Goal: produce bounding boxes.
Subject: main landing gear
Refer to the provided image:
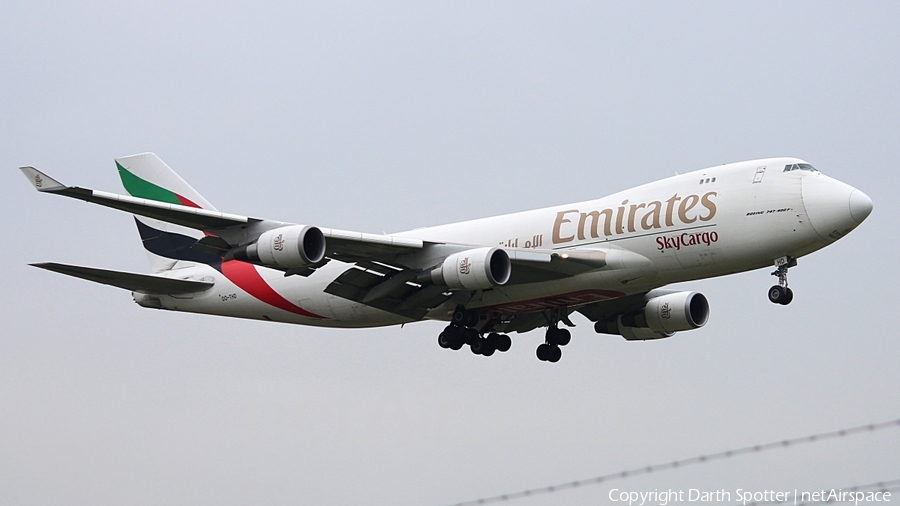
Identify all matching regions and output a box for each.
[536,310,572,363]
[536,326,570,363]
[437,307,512,357]
[768,256,796,305]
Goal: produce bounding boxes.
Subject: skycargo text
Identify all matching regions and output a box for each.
[656,231,719,252]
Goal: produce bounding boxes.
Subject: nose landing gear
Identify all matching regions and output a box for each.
[768,256,796,305]
[768,285,793,305]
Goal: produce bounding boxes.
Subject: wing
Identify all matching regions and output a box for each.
[320,227,424,262]
[20,166,642,319]
[19,166,425,262]
[575,291,652,322]
[20,166,250,230]
[323,260,452,319]
[320,247,622,320]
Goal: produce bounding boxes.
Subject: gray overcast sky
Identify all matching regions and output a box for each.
[2,2,899,505]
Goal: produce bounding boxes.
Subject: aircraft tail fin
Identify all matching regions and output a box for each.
[114,153,221,273]
[115,153,217,211]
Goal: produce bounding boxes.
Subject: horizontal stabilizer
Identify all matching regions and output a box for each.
[31,262,214,294]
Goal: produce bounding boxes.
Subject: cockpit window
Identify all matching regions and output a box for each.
[783,163,818,172]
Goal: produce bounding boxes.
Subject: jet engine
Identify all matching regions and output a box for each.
[594,291,709,340]
[430,247,511,290]
[232,225,326,268]
[641,291,709,333]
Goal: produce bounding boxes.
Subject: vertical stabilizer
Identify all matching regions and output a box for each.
[115,153,217,211]
[115,153,220,273]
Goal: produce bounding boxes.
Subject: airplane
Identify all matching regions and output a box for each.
[20,153,872,362]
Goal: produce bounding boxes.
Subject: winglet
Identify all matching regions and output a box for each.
[19,166,66,192]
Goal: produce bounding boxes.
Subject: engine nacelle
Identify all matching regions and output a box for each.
[642,291,709,333]
[431,247,511,290]
[593,291,709,340]
[235,225,326,268]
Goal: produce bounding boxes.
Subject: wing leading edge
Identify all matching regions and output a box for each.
[20,166,251,230]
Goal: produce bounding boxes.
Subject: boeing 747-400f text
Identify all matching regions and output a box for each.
[20,154,872,362]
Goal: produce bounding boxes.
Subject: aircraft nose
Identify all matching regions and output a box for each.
[849,189,873,224]
[801,174,872,241]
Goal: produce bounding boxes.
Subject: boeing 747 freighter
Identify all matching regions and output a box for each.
[21,154,872,362]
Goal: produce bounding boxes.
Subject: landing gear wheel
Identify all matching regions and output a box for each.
[468,329,487,355]
[546,327,558,345]
[554,328,571,347]
[496,334,512,352]
[782,288,794,305]
[548,345,562,363]
[440,325,464,350]
[536,343,552,361]
[480,333,497,356]
[452,309,466,326]
[768,285,787,304]
[536,344,561,362]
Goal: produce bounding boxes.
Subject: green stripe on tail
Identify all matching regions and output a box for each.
[116,161,181,204]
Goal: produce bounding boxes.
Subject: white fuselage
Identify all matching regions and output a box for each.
[148,158,867,329]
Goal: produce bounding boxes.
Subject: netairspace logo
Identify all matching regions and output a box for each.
[608,488,892,505]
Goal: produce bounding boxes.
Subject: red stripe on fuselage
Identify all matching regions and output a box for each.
[174,195,321,318]
[221,260,325,319]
